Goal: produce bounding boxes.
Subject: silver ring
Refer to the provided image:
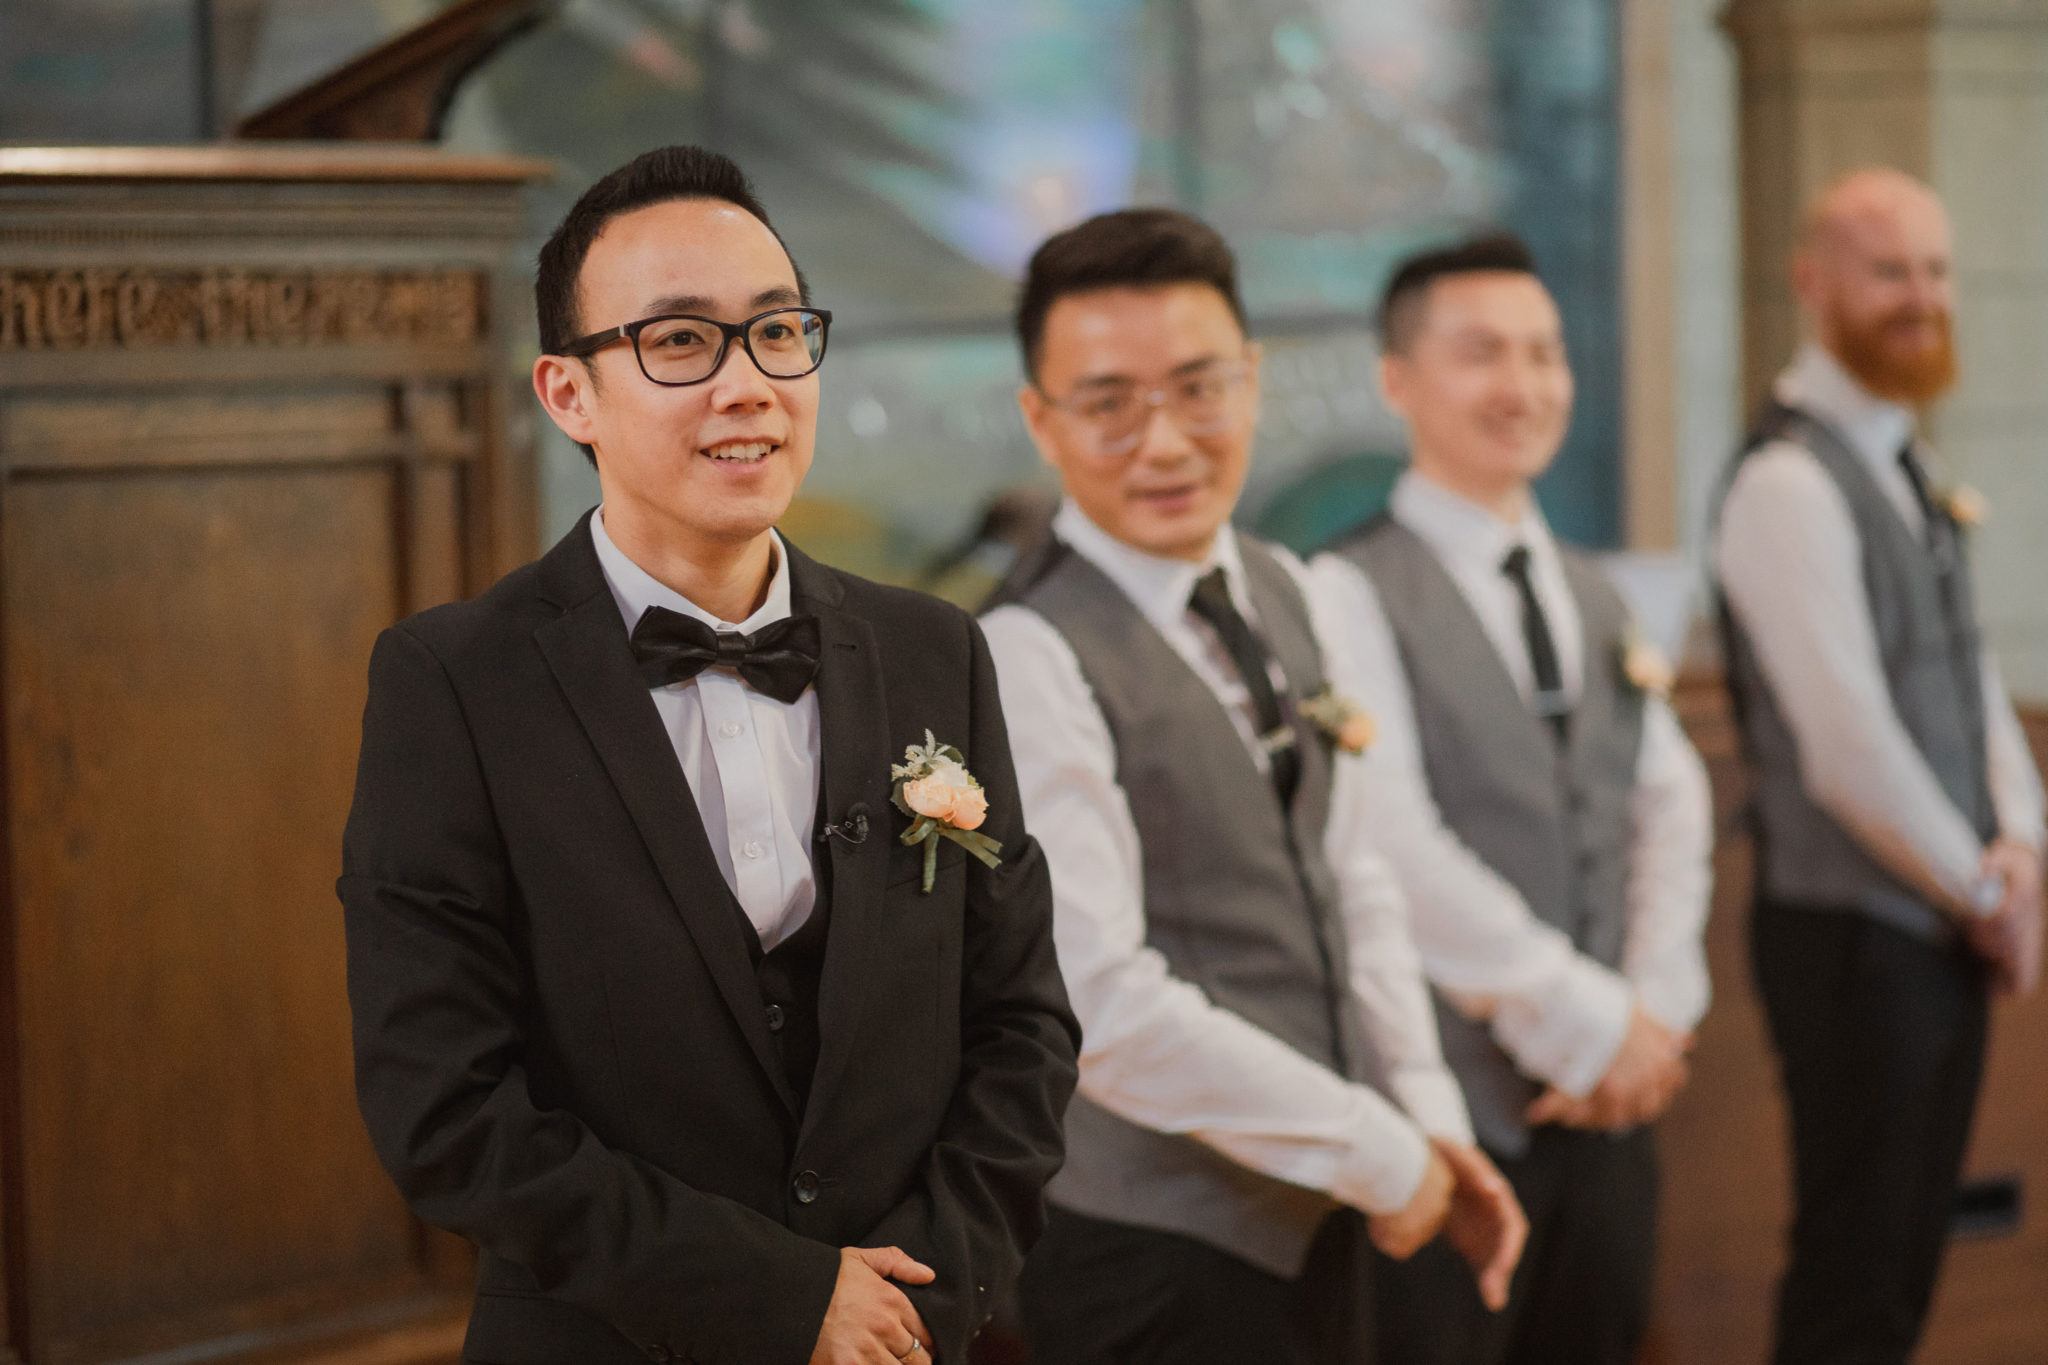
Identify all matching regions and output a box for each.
[898,1345,924,1363]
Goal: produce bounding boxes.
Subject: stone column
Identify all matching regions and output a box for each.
[1725,0,2048,694]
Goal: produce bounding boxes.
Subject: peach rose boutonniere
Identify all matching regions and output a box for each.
[1298,686,1376,756]
[891,730,1004,893]
[1618,623,1674,699]
[1942,482,1987,529]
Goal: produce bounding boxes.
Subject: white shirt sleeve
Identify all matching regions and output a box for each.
[1305,554,1634,1099]
[1620,699,1714,1035]
[1286,554,1474,1145]
[1981,653,2046,853]
[1716,444,1988,908]
[979,602,1432,1214]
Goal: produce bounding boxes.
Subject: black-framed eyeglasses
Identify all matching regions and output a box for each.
[557,306,832,387]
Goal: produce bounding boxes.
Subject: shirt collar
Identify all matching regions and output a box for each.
[1389,468,1558,578]
[1051,499,1252,631]
[1776,340,1917,473]
[589,507,792,635]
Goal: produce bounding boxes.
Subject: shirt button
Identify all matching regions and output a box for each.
[765,1003,786,1032]
[742,840,765,860]
[719,720,744,739]
[793,1170,822,1204]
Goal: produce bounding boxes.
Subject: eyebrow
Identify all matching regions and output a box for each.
[640,285,802,317]
[1069,353,1230,390]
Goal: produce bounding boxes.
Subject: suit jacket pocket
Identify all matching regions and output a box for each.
[885,832,967,889]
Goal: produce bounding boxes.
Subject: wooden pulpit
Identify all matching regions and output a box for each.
[0,144,545,1364]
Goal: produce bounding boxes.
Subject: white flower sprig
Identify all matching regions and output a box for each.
[1618,623,1674,698]
[891,730,1004,893]
[1943,483,1987,529]
[1298,686,1376,756]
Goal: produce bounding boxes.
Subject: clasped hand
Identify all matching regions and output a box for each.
[1367,1138,1528,1312]
[810,1246,935,1365]
[1965,838,2044,998]
[1525,1004,1691,1133]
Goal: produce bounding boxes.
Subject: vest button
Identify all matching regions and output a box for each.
[793,1170,822,1204]
[765,1003,786,1032]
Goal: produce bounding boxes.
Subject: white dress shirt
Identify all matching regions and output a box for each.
[1716,343,2046,910]
[980,501,1471,1220]
[1309,472,1715,1099]
[591,509,822,951]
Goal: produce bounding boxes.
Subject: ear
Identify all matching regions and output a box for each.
[533,353,599,447]
[1378,351,1414,425]
[1789,247,1824,323]
[1017,383,1060,471]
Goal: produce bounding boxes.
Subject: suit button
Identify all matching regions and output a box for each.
[645,1347,671,1363]
[765,1003,786,1032]
[793,1170,822,1203]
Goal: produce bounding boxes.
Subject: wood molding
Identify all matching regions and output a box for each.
[0,146,549,186]
[0,268,485,351]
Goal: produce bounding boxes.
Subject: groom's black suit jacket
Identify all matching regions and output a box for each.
[339,516,1079,1365]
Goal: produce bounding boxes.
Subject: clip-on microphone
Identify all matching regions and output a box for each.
[817,803,869,846]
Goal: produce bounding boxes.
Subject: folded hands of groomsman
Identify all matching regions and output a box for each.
[1968,837,2045,997]
[1524,1004,1693,1133]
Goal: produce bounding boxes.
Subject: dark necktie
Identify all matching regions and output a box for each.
[1188,567,1300,806]
[629,607,822,704]
[1896,442,1958,571]
[1500,544,1570,741]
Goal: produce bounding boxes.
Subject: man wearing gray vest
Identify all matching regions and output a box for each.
[1716,168,2044,1365]
[983,209,1526,1365]
[1313,233,1714,1365]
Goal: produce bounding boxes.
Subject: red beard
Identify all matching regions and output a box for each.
[1833,306,1957,406]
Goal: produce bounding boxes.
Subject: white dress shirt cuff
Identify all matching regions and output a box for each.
[1388,1067,1475,1145]
[1490,956,1634,1099]
[1329,1104,1432,1216]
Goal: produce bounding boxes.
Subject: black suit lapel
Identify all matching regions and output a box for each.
[532,517,800,1116]
[785,545,892,1143]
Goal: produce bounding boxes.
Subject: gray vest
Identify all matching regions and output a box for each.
[1716,401,1996,941]
[1337,518,1644,1157]
[1019,537,1378,1278]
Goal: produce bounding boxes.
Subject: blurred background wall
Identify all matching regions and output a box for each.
[8,0,1749,584]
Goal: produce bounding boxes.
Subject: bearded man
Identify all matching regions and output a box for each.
[1715,167,2045,1365]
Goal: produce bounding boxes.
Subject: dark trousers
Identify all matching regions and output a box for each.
[1752,902,1989,1365]
[1372,1126,1659,1365]
[1017,1205,1374,1365]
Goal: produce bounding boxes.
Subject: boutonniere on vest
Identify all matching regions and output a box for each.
[1942,482,1987,529]
[891,731,1004,893]
[1298,686,1376,756]
[1618,624,1674,698]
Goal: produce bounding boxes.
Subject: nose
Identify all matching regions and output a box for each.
[705,337,777,410]
[1131,399,1197,465]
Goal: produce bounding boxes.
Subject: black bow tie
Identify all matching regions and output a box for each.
[629,607,822,704]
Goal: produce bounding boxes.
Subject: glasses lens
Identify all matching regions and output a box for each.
[636,316,724,384]
[1170,367,1242,434]
[1065,387,1146,456]
[747,309,828,377]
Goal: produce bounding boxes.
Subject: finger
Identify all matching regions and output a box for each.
[901,1304,935,1352]
[1524,1087,1573,1125]
[853,1245,937,1284]
[1480,1193,1530,1311]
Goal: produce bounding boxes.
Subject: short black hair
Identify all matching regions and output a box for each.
[1377,232,1538,355]
[1015,207,1247,380]
[535,144,806,357]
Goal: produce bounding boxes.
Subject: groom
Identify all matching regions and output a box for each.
[339,145,1079,1365]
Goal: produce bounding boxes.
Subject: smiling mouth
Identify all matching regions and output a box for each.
[702,440,777,465]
